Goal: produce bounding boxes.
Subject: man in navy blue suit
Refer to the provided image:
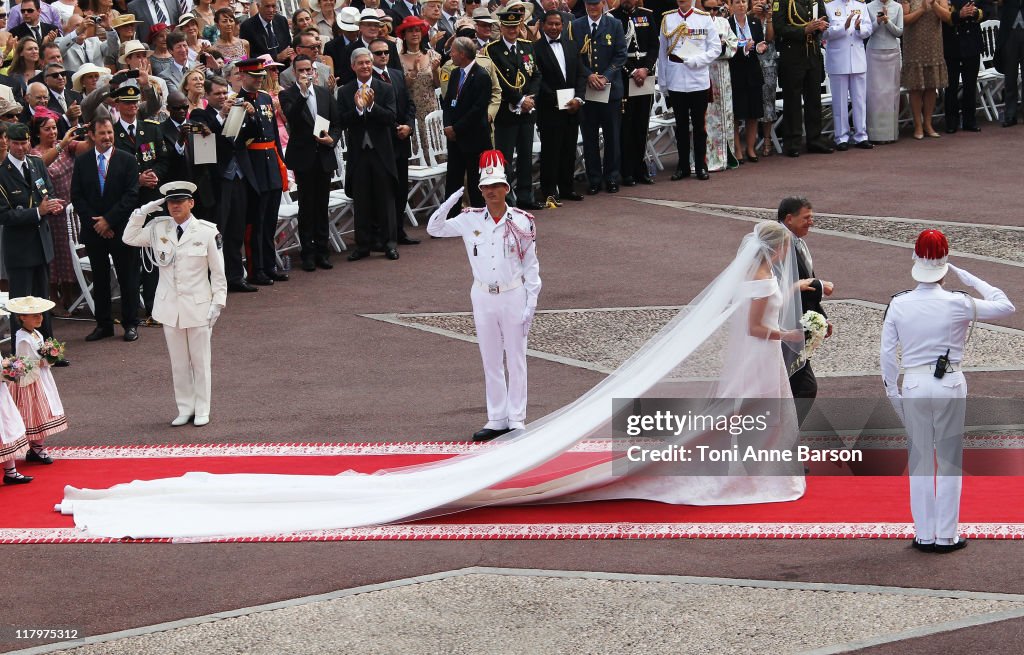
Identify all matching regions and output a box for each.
[573,0,626,195]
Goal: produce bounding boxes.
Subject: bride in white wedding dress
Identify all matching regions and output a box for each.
[57,221,807,538]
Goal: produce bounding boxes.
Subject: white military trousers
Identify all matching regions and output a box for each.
[832,72,868,144]
[471,285,528,429]
[163,324,213,419]
[902,370,967,544]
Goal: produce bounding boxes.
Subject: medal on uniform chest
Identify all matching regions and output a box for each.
[522,53,533,75]
[141,143,155,162]
[159,236,169,244]
[261,105,274,121]
[605,34,612,45]
[473,230,481,237]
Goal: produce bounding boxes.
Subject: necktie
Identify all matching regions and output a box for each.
[22,161,32,187]
[549,39,559,45]
[797,238,813,272]
[381,68,391,83]
[176,224,184,241]
[153,0,168,25]
[412,3,420,16]
[266,22,278,50]
[97,153,107,194]
[55,93,67,113]
[509,44,516,58]
[591,22,598,43]
[179,0,189,16]
[128,124,136,140]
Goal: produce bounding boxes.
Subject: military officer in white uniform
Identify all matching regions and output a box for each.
[824,0,874,149]
[123,182,228,428]
[881,229,1014,553]
[427,150,542,441]
[658,0,721,180]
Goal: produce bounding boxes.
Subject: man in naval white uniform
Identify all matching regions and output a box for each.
[427,150,542,441]
[881,229,1014,553]
[824,0,874,149]
[123,181,228,427]
[657,0,721,180]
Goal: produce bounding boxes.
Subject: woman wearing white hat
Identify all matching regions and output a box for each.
[881,230,1015,553]
[71,63,108,96]
[5,296,67,469]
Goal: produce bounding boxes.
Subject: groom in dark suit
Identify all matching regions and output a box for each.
[778,197,833,424]
[70,117,142,342]
[338,47,401,261]
[281,55,343,271]
[0,123,64,348]
[534,10,586,204]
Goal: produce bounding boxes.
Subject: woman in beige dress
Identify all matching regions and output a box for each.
[900,0,950,139]
[397,16,441,142]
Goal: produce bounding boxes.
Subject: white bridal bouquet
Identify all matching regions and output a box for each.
[788,310,828,375]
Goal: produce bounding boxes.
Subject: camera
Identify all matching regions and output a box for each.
[183,122,205,134]
[90,15,103,23]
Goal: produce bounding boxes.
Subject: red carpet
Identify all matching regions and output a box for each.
[3,443,1023,543]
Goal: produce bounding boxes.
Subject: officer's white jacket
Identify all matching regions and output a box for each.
[123,214,228,329]
[824,0,874,74]
[658,8,722,93]
[427,204,541,310]
[880,267,1014,397]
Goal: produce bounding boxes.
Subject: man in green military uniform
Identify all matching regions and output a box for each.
[773,0,835,157]
[481,5,544,211]
[111,83,171,325]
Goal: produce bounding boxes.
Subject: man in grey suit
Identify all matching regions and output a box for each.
[126,0,181,43]
[158,32,191,88]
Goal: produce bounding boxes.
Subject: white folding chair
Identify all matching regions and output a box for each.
[977,20,1005,122]
[66,203,120,315]
[405,109,447,220]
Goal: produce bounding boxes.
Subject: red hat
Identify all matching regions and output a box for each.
[32,105,61,123]
[147,22,169,44]
[396,15,429,37]
[236,57,267,76]
[912,229,949,283]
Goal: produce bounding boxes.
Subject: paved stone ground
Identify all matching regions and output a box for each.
[3,119,1023,654]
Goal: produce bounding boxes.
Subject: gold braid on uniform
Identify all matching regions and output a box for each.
[786,0,819,53]
[661,16,691,58]
[481,48,526,91]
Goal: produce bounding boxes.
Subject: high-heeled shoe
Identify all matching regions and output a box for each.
[913,130,924,140]
[746,152,759,163]
[926,130,941,138]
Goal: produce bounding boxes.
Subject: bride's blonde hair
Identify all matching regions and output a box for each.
[754,220,790,255]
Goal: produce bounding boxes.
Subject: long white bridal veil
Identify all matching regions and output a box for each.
[58,222,806,538]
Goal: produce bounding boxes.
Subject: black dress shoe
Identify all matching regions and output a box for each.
[910,539,936,553]
[621,176,637,187]
[835,141,849,151]
[807,143,834,154]
[228,281,259,292]
[53,359,70,368]
[695,170,710,181]
[606,183,619,193]
[398,236,421,245]
[962,125,980,132]
[670,168,690,181]
[1002,117,1017,127]
[638,176,655,185]
[85,326,114,341]
[385,248,400,260]
[786,148,801,157]
[945,127,958,134]
[316,257,334,270]
[267,271,289,282]
[854,140,874,149]
[249,274,274,286]
[587,185,600,195]
[124,326,139,342]
[26,448,53,465]
[347,250,370,261]
[562,192,584,201]
[472,427,513,442]
[3,473,32,485]
[517,201,544,211]
[934,538,968,554]
[301,259,317,272]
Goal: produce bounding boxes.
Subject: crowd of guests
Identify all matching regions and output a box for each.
[0,0,1021,342]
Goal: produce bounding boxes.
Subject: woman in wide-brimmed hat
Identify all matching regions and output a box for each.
[397,16,440,140]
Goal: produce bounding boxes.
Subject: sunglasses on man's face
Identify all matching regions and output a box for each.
[22,8,36,13]
[371,50,389,56]
[47,72,67,79]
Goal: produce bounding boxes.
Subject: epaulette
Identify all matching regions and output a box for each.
[636,6,653,12]
[516,38,532,42]
[144,118,161,125]
[883,289,912,319]
[258,90,271,95]
[196,218,218,229]
[461,207,475,214]
[662,8,675,15]
[891,290,913,298]
[693,8,710,15]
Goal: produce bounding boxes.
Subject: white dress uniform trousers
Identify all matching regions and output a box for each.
[824,0,874,143]
[428,203,542,430]
[124,214,228,420]
[881,266,1014,544]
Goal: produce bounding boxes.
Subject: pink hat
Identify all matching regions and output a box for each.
[256,53,285,69]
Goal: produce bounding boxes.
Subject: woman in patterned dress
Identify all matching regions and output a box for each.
[900,0,950,139]
[29,110,87,316]
[703,0,739,172]
[397,16,441,144]
[213,8,250,65]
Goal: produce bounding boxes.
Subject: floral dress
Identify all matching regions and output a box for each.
[402,50,442,145]
[31,146,76,285]
[704,16,738,172]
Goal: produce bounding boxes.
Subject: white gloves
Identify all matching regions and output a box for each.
[207,304,223,327]
[433,186,464,221]
[522,306,535,337]
[139,198,166,217]
[946,263,977,288]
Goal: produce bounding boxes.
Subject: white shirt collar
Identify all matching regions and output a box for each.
[461,61,474,76]
[7,152,27,169]
[120,118,137,131]
[95,145,113,165]
[175,216,193,234]
[503,37,516,48]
